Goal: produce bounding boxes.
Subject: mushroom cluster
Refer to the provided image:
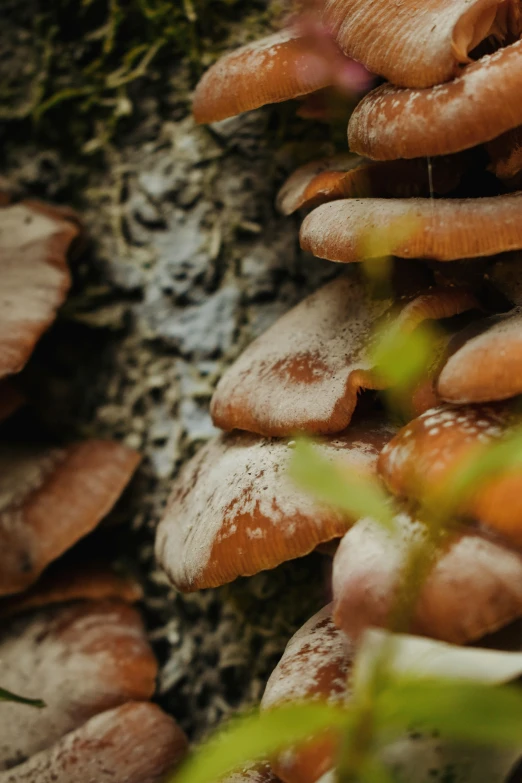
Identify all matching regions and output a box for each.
[155,1,522,780]
[0,195,187,781]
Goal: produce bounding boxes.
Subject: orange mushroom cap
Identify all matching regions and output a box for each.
[332,514,522,644]
[155,417,395,592]
[300,194,522,263]
[277,155,466,216]
[211,275,476,436]
[349,41,522,160]
[323,0,522,89]
[0,440,140,597]
[0,202,80,379]
[0,702,187,783]
[437,308,522,404]
[0,599,157,769]
[377,403,522,547]
[193,29,345,124]
[261,605,351,783]
[0,563,143,620]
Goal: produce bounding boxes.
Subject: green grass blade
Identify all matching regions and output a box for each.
[0,687,45,708]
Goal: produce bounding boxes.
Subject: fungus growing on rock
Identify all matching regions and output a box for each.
[348,41,522,160]
[211,275,476,436]
[300,194,522,263]
[0,563,143,620]
[0,702,187,783]
[0,599,157,769]
[155,416,395,592]
[332,514,522,644]
[277,155,466,216]
[323,0,522,89]
[261,605,351,783]
[0,440,140,596]
[193,29,355,124]
[377,404,522,547]
[0,202,80,379]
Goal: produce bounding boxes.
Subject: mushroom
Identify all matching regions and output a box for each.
[0,381,25,424]
[193,28,352,124]
[261,605,351,783]
[0,202,80,379]
[0,702,187,783]
[0,599,157,768]
[211,274,477,436]
[332,513,522,644]
[348,41,522,160]
[277,155,467,216]
[323,0,522,89]
[487,125,522,183]
[155,416,396,592]
[0,440,140,596]
[300,194,522,263]
[0,562,143,620]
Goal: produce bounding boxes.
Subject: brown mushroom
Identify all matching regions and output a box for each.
[487,125,522,183]
[0,563,143,620]
[193,29,348,124]
[155,416,396,592]
[0,599,157,768]
[261,605,351,783]
[300,194,522,263]
[437,307,522,404]
[332,513,522,644]
[0,381,25,424]
[348,41,522,160]
[277,155,467,216]
[0,440,140,596]
[323,0,521,89]
[377,403,522,547]
[0,202,80,379]
[211,274,476,436]
[0,702,187,783]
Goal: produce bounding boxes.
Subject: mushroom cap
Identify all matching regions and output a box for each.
[332,514,522,644]
[300,194,522,263]
[211,274,476,436]
[377,403,522,547]
[323,0,521,88]
[155,418,395,592]
[193,29,342,124]
[0,599,157,769]
[0,701,187,783]
[487,125,522,181]
[348,41,522,160]
[0,381,25,424]
[262,605,351,783]
[0,440,140,596]
[0,563,143,620]
[277,156,466,216]
[437,307,522,403]
[0,202,79,379]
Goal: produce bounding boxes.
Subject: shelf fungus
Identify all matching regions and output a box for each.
[261,605,351,783]
[0,600,158,769]
[0,702,187,783]
[155,417,395,591]
[192,29,350,124]
[487,125,522,183]
[277,155,466,216]
[300,194,522,263]
[332,513,522,644]
[349,41,522,160]
[211,275,476,437]
[323,0,522,89]
[0,201,80,379]
[0,440,140,596]
[377,404,522,547]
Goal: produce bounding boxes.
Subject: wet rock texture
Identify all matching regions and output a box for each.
[1,9,338,739]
